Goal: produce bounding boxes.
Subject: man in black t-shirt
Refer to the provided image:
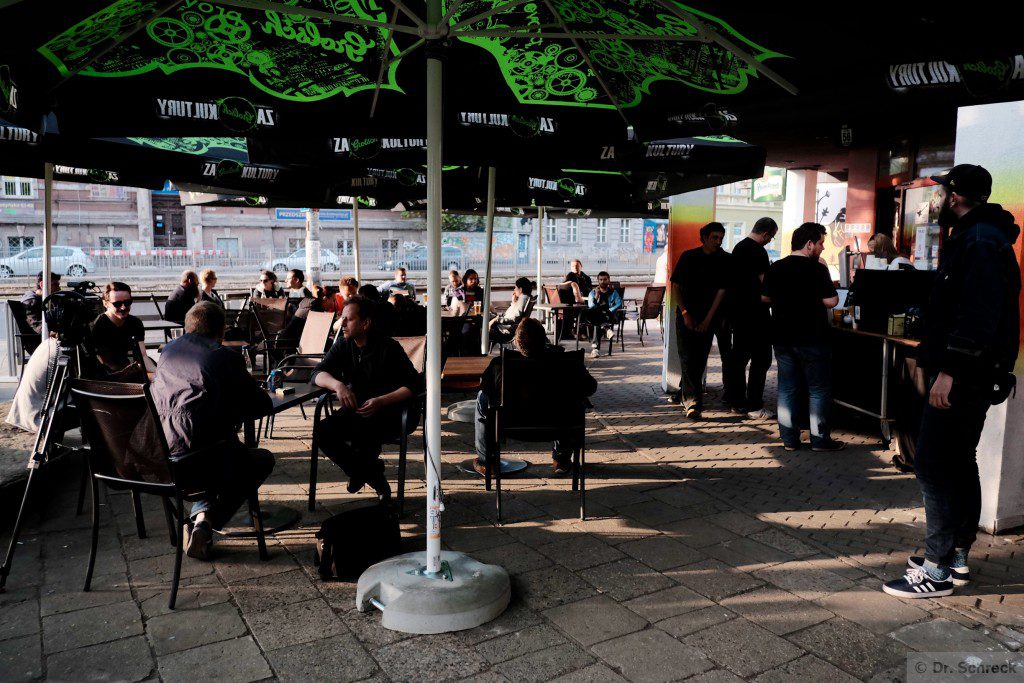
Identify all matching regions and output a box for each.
[669,222,734,418]
[562,259,593,300]
[763,223,843,452]
[727,217,777,418]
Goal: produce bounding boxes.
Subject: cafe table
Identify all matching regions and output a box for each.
[535,302,589,346]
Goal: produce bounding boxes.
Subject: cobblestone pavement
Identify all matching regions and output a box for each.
[3,323,1024,682]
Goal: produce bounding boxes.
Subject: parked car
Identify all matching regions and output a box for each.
[0,246,95,278]
[380,245,463,271]
[263,248,341,274]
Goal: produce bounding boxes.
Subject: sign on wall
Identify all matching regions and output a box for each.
[275,208,351,221]
[751,167,786,203]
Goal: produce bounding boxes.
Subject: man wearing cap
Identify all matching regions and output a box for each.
[884,164,1021,599]
[21,271,61,335]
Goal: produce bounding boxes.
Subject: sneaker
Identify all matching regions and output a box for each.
[812,439,846,452]
[669,391,682,404]
[882,567,954,598]
[589,347,600,359]
[369,474,392,504]
[685,407,702,420]
[747,408,777,420]
[184,521,213,561]
[783,442,801,451]
[604,326,615,340]
[552,461,571,476]
[727,405,748,415]
[908,555,970,586]
[471,460,489,477]
[346,476,366,494]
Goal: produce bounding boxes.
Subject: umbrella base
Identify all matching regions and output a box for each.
[356,551,510,634]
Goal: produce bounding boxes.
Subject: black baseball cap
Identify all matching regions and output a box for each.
[930,164,992,203]
[36,271,61,281]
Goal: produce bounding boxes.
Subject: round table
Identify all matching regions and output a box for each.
[447,399,529,476]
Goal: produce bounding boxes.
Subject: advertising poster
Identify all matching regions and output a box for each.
[751,167,787,203]
[642,219,668,253]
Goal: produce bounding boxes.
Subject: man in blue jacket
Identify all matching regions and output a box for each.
[884,164,1021,599]
[586,271,622,358]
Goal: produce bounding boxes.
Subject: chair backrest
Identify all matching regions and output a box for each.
[523,295,537,319]
[640,286,666,319]
[612,284,626,304]
[499,349,586,435]
[250,297,287,340]
[556,284,576,304]
[148,294,165,320]
[298,311,335,355]
[7,299,36,337]
[395,336,427,374]
[70,379,174,487]
[543,285,560,305]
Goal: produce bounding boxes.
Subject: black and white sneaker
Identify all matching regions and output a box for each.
[908,556,970,586]
[882,567,954,598]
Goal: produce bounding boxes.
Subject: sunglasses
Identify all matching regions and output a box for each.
[111,299,133,309]
[260,278,273,283]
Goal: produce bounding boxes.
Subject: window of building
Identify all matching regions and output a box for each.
[596,219,607,243]
[216,237,239,256]
[566,218,578,243]
[336,239,354,256]
[98,237,123,250]
[7,236,34,254]
[288,237,304,252]
[544,220,557,243]
[1,177,33,198]
[619,219,631,243]
[382,239,399,257]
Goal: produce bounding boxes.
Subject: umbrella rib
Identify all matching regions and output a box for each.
[651,0,799,96]
[539,0,631,127]
[49,0,184,93]
[370,6,401,119]
[448,0,535,32]
[386,38,426,68]
[384,0,427,32]
[439,0,468,27]
[216,0,421,35]
[457,29,703,41]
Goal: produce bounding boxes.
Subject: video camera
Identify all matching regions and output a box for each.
[42,290,97,346]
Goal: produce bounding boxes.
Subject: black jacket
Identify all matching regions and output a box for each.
[920,203,1021,380]
[164,284,199,324]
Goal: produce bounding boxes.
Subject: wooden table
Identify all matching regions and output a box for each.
[142,319,183,331]
[441,356,492,392]
[536,303,589,346]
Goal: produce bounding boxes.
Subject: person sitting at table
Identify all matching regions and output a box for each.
[867,233,914,270]
[585,271,623,358]
[324,276,359,313]
[164,270,199,324]
[489,276,533,346]
[457,269,484,312]
[474,318,596,476]
[286,269,313,298]
[21,270,61,335]
[379,267,416,298]
[88,281,146,377]
[444,270,464,308]
[253,270,285,299]
[311,297,420,501]
[199,269,224,308]
[150,301,274,560]
[561,259,593,303]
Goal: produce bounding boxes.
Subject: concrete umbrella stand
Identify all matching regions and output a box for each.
[355,0,510,634]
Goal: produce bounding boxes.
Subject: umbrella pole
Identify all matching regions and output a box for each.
[481,166,496,354]
[305,208,321,285]
[353,201,362,283]
[41,163,53,338]
[536,206,544,303]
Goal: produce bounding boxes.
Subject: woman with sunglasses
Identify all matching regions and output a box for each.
[89,281,145,375]
[252,270,284,299]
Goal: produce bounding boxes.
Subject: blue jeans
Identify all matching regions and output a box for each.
[176,443,275,530]
[774,344,832,448]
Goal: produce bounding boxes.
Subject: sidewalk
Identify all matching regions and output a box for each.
[2,326,1023,682]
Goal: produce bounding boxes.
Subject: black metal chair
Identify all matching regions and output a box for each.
[6,299,41,375]
[71,379,269,610]
[484,349,588,522]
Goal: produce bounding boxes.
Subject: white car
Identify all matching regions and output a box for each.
[0,246,95,278]
[263,248,341,274]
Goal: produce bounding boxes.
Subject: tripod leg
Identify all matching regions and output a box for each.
[83,474,100,591]
[0,468,38,591]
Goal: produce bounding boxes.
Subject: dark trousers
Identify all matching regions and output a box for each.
[317,409,407,483]
[914,377,990,565]
[177,444,275,530]
[676,312,733,411]
[728,322,773,410]
[474,392,577,465]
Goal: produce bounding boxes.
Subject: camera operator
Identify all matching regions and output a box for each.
[21,271,62,335]
[89,282,145,376]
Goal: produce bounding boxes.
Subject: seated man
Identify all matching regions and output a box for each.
[379,266,416,298]
[585,271,623,358]
[164,270,200,324]
[89,281,146,377]
[561,259,593,302]
[150,302,274,560]
[285,268,313,298]
[489,276,533,346]
[312,297,420,500]
[474,318,597,477]
[21,270,61,335]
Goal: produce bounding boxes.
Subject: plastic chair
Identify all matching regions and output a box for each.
[70,379,269,610]
[636,286,666,346]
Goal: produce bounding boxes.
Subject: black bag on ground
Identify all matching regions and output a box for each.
[313,505,402,580]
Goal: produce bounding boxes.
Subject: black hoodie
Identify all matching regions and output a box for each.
[920,203,1021,380]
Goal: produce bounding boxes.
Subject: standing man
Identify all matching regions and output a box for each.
[763,223,843,452]
[728,218,778,419]
[669,222,735,418]
[884,165,1020,599]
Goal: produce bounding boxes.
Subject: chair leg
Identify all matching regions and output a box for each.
[619,320,625,352]
[83,475,100,591]
[397,435,408,518]
[579,445,586,521]
[162,498,177,547]
[168,496,184,610]
[249,493,270,561]
[309,421,320,513]
[299,403,308,421]
[76,454,88,516]
[131,490,147,539]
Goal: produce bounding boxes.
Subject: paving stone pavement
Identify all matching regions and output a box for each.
[2,322,1023,682]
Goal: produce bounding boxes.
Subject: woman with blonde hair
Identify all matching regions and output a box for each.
[199,269,224,308]
[868,234,914,270]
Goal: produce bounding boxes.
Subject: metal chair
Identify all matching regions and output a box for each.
[248,297,287,372]
[70,379,269,610]
[484,349,588,522]
[6,299,41,376]
[488,296,536,353]
[635,286,666,346]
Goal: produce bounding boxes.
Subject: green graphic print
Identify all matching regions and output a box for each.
[38,0,401,102]
[451,0,785,109]
[125,136,247,156]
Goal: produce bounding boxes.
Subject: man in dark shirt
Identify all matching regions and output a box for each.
[150,302,274,560]
[21,271,61,335]
[727,217,778,418]
[763,222,842,452]
[312,297,420,501]
[561,259,593,300]
[89,281,146,376]
[669,222,735,418]
[164,270,199,324]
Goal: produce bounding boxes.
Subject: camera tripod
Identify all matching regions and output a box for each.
[0,342,80,591]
